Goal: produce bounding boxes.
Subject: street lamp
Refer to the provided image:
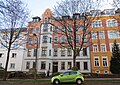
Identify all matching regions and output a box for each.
[33,33,38,80]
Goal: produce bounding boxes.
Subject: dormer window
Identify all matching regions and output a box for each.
[32,17,41,22]
[104,9,115,15]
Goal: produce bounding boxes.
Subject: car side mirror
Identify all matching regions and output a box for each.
[60,74,63,77]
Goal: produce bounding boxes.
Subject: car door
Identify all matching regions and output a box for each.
[59,71,70,82]
[69,71,78,82]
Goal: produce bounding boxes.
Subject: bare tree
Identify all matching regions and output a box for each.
[0,0,29,81]
[52,0,101,68]
[112,0,120,8]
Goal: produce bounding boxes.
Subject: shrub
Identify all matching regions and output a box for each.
[71,66,79,70]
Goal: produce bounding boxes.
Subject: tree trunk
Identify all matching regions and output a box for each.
[73,53,76,67]
[3,46,11,81]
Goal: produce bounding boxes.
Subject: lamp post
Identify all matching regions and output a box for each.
[33,33,38,80]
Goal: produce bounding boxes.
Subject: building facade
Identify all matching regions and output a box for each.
[0,28,27,72]
[90,9,120,74]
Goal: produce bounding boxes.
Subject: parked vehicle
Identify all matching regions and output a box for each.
[51,70,84,85]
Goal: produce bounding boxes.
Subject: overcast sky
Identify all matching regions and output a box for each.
[22,0,113,18]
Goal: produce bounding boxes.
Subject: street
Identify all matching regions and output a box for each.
[0,81,120,85]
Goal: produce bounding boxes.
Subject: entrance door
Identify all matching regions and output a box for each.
[52,62,58,73]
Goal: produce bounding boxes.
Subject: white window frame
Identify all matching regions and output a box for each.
[108,31,119,39]
[92,20,102,28]
[106,19,118,27]
[101,44,106,52]
[94,57,100,67]
[10,63,15,69]
[99,31,105,39]
[92,32,97,39]
[93,44,98,52]
[102,56,108,67]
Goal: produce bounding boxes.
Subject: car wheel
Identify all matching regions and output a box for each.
[53,79,60,85]
[76,79,82,85]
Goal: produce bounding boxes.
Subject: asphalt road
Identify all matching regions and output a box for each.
[0,82,120,85]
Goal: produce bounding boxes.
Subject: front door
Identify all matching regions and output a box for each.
[52,62,58,73]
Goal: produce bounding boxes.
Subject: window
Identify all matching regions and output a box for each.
[28,38,32,45]
[95,70,100,74]
[105,9,114,15]
[107,19,118,27]
[63,72,69,75]
[36,27,40,33]
[12,53,16,58]
[92,32,97,39]
[68,36,72,43]
[99,32,104,39]
[49,37,52,43]
[33,62,36,68]
[67,62,72,70]
[67,48,72,56]
[75,24,79,32]
[61,48,65,56]
[44,17,50,23]
[61,26,65,32]
[102,57,108,67]
[27,49,31,57]
[0,63,2,67]
[43,25,48,32]
[13,43,18,49]
[93,45,98,52]
[70,71,77,75]
[0,53,3,58]
[92,20,102,28]
[108,31,119,39]
[41,61,46,69]
[83,48,87,56]
[83,62,88,70]
[54,48,58,56]
[101,44,106,52]
[49,50,51,56]
[29,28,33,33]
[67,25,72,32]
[104,70,109,74]
[42,36,47,43]
[10,63,15,69]
[34,37,38,44]
[61,62,65,70]
[82,35,87,42]
[76,62,80,69]
[3,35,7,40]
[44,18,47,23]
[54,37,58,43]
[41,47,47,56]
[54,26,58,33]
[49,63,51,70]
[94,57,100,67]
[26,61,30,69]
[34,49,37,56]
[76,36,79,43]
[61,36,65,43]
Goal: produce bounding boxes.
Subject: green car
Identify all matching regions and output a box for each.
[51,70,84,85]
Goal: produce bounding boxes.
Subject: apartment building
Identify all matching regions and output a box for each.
[25,8,91,74]
[90,9,120,74]
[0,28,27,72]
